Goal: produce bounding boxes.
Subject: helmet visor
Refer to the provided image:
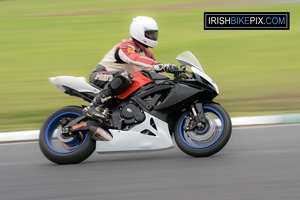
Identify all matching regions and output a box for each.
[145,30,158,41]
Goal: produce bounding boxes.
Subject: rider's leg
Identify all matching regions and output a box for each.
[88,64,108,88]
[83,71,133,121]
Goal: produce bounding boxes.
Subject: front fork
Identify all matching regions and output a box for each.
[191,103,206,123]
[184,103,207,131]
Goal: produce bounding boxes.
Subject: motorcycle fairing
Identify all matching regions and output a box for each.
[134,83,203,111]
[153,84,202,110]
[176,51,219,94]
[95,112,174,153]
[117,71,153,100]
[191,67,219,94]
[49,76,100,94]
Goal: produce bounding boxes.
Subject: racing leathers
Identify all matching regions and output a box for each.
[83,39,162,133]
[99,39,159,73]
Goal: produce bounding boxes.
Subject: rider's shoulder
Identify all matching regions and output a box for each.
[116,39,137,51]
[118,39,135,46]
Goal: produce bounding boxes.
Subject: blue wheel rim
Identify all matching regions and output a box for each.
[179,106,224,149]
[45,112,88,154]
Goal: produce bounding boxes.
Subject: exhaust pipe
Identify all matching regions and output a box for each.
[90,126,113,141]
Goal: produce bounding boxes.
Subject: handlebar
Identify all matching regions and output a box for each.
[168,65,192,80]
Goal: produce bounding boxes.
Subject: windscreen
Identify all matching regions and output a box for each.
[176,51,203,72]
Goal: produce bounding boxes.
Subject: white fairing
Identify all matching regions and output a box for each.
[191,67,219,94]
[176,51,219,94]
[96,112,174,153]
[49,76,100,94]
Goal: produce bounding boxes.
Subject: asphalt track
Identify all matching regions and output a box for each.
[0,124,300,200]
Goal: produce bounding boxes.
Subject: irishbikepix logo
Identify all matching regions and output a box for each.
[204,12,289,30]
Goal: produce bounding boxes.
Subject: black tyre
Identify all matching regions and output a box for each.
[39,106,95,164]
[174,103,232,157]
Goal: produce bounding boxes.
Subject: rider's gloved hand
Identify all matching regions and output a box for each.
[164,63,179,72]
[153,63,164,72]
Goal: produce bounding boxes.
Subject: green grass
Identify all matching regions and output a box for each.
[1,0,300,132]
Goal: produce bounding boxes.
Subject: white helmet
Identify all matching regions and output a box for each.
[130,16,158,48]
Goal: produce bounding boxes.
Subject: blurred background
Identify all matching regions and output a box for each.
[0,0,299,132]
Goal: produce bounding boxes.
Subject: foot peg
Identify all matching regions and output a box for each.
[90,126,113,141]
[83,104,109,122]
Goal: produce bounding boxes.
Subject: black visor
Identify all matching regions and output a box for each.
[145,30,158,41]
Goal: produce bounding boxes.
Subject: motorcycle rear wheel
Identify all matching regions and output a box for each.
[39,106,95,164]
[174,103,232,157]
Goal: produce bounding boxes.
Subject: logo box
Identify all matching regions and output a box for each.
[204,12,290,30]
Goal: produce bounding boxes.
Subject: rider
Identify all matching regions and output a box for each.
[83,16,177,140]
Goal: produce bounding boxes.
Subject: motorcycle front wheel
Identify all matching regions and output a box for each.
[174,103,232,157]
[39,106,95,164]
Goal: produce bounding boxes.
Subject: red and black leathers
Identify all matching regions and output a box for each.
[99,39,159,74]
[84,39,160,124]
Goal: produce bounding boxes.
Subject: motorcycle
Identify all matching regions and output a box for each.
[39,51,232,164]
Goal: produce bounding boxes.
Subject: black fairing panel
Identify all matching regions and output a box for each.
[141,71,170,80]
[174,79,218,98]
[154,84,202,110]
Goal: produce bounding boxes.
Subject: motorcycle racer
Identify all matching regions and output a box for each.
[83,16,176,140]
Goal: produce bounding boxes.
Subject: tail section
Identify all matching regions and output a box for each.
[49,76,100,94]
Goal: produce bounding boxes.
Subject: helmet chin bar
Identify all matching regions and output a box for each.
[132,38,150,49]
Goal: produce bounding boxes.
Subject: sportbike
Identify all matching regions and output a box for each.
[39,51,232,164]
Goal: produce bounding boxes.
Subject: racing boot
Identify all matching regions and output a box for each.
[84,71,133,119]
[83,91,114,141]
[83,89,112,122]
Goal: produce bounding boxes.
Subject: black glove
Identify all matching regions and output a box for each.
[153,63,179,72]
[163,63,179,72]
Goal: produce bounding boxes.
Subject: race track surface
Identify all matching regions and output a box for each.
[1,124,300,200]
